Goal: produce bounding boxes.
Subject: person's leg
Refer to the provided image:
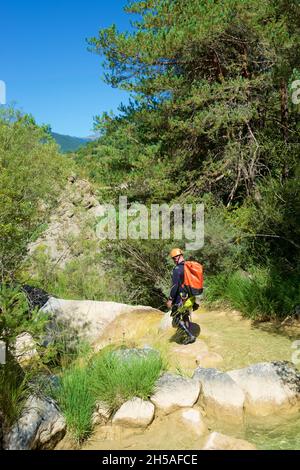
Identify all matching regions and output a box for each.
[176,307,195,343]
[182,312,191,331]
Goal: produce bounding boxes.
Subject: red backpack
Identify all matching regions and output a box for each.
[183,261,204,297]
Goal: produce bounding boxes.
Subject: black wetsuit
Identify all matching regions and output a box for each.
[169,262,194,342]
[169,261,185,306]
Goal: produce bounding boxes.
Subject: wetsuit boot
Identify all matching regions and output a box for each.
[178,320,196,345]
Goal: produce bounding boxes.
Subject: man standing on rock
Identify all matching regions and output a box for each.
[166,248,197,345]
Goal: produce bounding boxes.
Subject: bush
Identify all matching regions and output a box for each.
[0,284,48,355]
[0,108,72,277]
[0,358,32,429]
[26,249,128,304]
[205,267,300,320]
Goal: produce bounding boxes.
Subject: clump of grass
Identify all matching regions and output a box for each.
[0,358,32,428]
[52,348,164,444]
[51,364,95,444]
[205,267,300,320]
[90,350,164,415]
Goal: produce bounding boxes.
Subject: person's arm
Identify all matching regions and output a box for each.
[169,266,181,304]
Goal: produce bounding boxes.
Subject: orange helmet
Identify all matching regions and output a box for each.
[169,248,183,258]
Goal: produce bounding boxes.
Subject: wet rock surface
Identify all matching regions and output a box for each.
[193,367,245,422]
[4,396,66,450]
[202,431,256,450]
[151,373,201,414]
[228,361,300,416]
[41,298,159,342]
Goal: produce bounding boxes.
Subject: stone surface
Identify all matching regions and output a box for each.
[112,398,155,428]
[179,408,208,436]
[15,333,39,365]
[27,178,102,268]
[159,312,173,331]
[150,373,201,414]
[228,361,300,416]
[41,297,159,342]
[193,367,245,422]
[171,340,209,356]
[4,396,66,450]
[202,432,257,450]
[112,347,160,362]
[196,351,224,368]
[92,401,111,426]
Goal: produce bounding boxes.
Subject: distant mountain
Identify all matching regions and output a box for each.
[51,132,91,153]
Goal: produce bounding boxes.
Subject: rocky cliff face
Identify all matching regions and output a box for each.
[27,175,103,268]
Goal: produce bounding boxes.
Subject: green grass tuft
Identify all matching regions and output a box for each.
[90,350,164,415]
[52,348,164,444]
[51,364,95,444]
[205,267,300,320]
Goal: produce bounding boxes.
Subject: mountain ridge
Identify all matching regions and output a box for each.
[51,132,98,153]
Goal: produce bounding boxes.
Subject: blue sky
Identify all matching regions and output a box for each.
[0,0,132,136]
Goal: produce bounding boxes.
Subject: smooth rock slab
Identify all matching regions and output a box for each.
[112,398,155,428]
[179,408,208,436]
[151,373,201,414]
[4,396,66,450]
[41,298,159,342]
[202,432,256,450]
[193,368,245,422]
[228,361,300,416]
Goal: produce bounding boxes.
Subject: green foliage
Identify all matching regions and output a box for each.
[205,267,300,320]
[0,108,72,277]
[0,284,51,430]
[0,358,32,428]
[51,364,95,444]
[90,349,164,414]
[51,132,89,153]
[27,247,128,304]
[52,348,164,443]
[72,0,300,318]
[0,284,48,353]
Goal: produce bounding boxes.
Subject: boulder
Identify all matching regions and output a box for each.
[202,432,256,450]
[178,408,208,436]
[159,312,173,331]
[228,361,300,416]
[15,333,39,365]
[112,346,160,362]
[4,396,66,450]
[112,398,155,428]
[151,373,201,414]
[41,298,159,342]
[193,368,245,422]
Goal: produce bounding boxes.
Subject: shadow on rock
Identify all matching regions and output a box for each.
[169,322,201,344]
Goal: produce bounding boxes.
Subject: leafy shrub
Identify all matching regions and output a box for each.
[0,108,72,277]
[0,357,32,428]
